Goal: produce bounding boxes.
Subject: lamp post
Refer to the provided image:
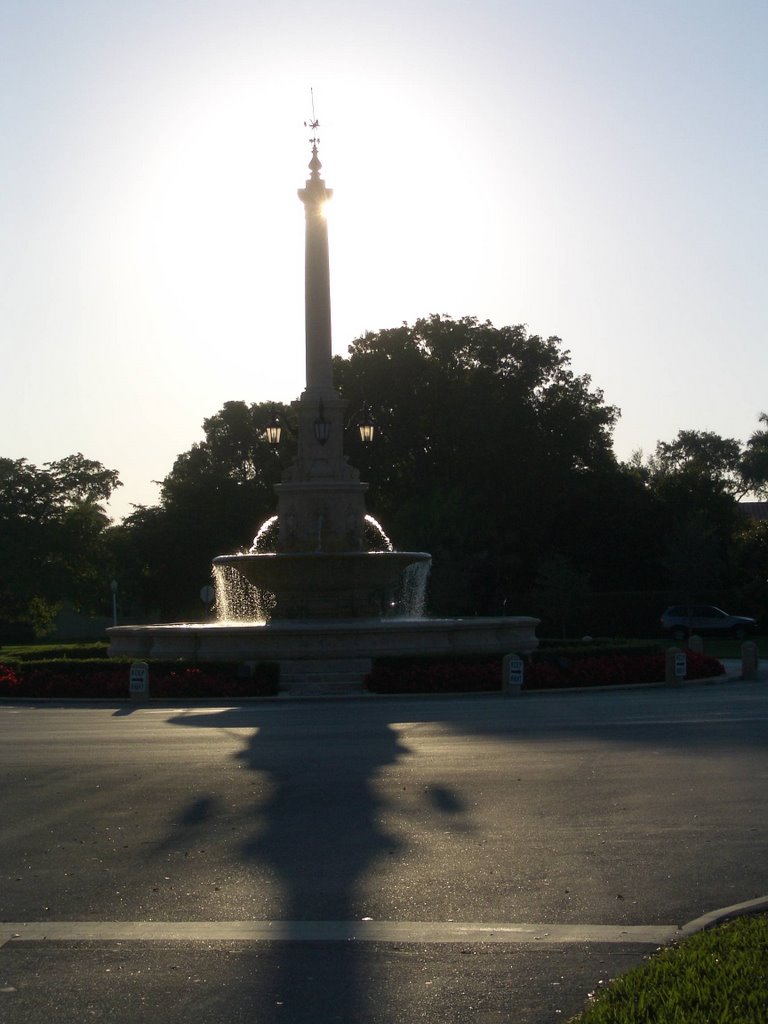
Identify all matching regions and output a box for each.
[267,401,376,448]
[264,406,283,446]
[358,406,376,445]
[110,579,118,627]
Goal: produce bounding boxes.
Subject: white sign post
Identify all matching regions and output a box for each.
[665,647,685,686]
[129,661,149,702]
[503,654,525,696]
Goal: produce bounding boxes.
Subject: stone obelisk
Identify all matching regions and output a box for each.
[299,142,334,393]
[275,135,368,554]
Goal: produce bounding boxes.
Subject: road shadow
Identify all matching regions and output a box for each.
[156,684,768,1019]
[164,705,460,1021]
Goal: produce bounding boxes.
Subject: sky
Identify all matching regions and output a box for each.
[2,0,766,523]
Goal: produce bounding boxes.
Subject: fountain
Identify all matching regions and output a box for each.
[108,134,538,691]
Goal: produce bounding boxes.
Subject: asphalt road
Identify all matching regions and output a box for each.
[1,680,767,1023]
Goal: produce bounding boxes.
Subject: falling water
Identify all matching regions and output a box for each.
[213,563,274,623]
[394,559,431,617]
[215,511,428,622]
[364,514,394,552]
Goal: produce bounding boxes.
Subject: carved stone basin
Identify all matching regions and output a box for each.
[213,550,431,620]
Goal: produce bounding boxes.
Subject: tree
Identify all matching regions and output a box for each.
[531,554,591,638]
[647,430,745,497]
[334,315,621,613]
[47,453,121,505]
[661,511,724,602]
[0,455,121,636]
[633,427,761,599]
[119,322,767,626]
[112,401,292,618]
[114,317,625,619]
[741,413,768,498]
[731,518,768,617]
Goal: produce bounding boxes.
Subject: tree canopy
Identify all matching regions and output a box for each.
[0,455,121,635]
[5,321,768,634]
[109,401,293,618]
[108,319,768,624]
[741,413,768,498]
[333,315,623,611]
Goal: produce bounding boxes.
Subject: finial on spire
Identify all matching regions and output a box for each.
[303,88,323,179]
[304,87,320,147]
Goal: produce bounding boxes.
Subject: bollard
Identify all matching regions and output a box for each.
[665,646,685,687]
[741,641,759,682]
[687,634,704,654]
[502,653,525,697]
[129,660,149,702]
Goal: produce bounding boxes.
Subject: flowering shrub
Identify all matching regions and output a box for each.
[0,660,278,698]
[16,667,127,698]
[678,649,725,679]
[366,647,725,694]
[0,649,726,699]
[0,663,20,691]
[526,649,724,689]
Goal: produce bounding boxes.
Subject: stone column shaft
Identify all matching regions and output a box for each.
[298,146,334,393]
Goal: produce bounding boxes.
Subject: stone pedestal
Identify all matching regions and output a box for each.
[275,388,368,553]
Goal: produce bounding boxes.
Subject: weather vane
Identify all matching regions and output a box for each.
[304,87,320,146]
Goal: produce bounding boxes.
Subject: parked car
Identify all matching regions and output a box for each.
[660,605,757,641]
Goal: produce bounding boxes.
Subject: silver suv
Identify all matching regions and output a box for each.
[660,605,757,641]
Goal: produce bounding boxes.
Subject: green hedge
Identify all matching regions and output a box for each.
[0,642,109,661]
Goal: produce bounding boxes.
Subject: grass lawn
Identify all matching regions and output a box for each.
[633,636,765,660]
[569,913,768,1023]
[686,635,765,660]
[0,640,108,660]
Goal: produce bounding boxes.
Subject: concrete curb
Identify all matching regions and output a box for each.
[0,673,753,705]
[3,900,766,949]
[677,894,768,941]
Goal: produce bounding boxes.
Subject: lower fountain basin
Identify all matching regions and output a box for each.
[213,550,431,620]
[107,615,540,666]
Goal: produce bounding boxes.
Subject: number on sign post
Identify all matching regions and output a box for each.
[508,656,524,687]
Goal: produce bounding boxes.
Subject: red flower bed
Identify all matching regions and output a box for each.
[526,649,723,689]
[366,648,725,694]
[0,661,278,699]
[0,664,20,690]
[16,666,127,698]
[0,649,725,699]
